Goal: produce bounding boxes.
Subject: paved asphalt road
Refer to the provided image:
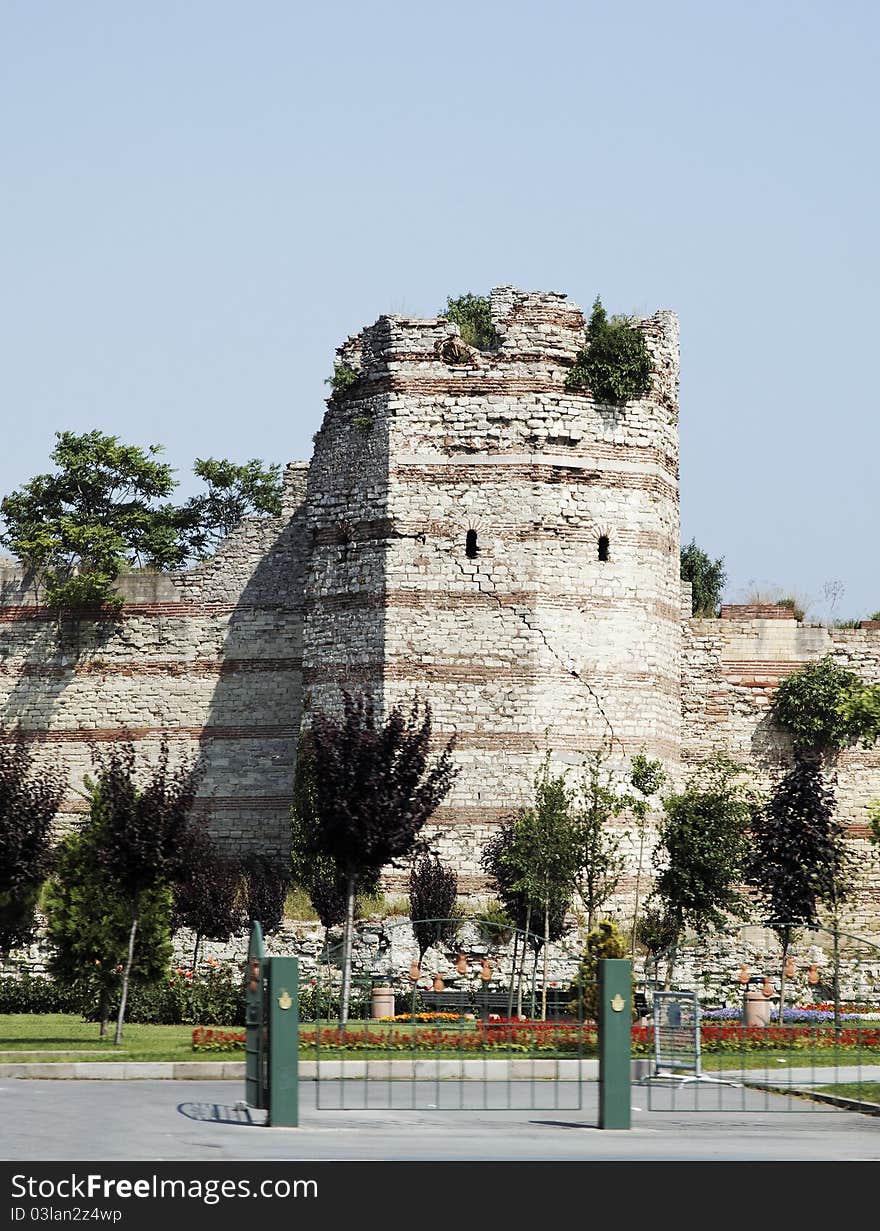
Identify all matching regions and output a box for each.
[2,1079,878,1161]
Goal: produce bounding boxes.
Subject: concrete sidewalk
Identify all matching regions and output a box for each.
[2,1079,878,1161]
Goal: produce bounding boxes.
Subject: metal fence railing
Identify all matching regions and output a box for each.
[638,925,880,1114]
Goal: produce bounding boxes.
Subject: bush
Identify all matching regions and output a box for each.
[565,298,653,405]
[567,920,627,1020]
[771,656,880,755]
[440,294,499,351]
[472,901,516,945]
[72,965,247,1027]
[0,974,81,1014]
[326,362,359,396]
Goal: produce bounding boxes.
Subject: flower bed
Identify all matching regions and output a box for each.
[701,1006,879,1024]
[191,1027,246,1053]
[191,1021,880,1056]
[377,1012,464,1023]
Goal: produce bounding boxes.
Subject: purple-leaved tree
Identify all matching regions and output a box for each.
[295,691,458,1026]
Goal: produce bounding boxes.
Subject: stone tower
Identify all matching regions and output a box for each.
[301,288,681,890]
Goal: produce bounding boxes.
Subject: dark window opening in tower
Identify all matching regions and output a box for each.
[465,529,478,558]
[598,534,610,562]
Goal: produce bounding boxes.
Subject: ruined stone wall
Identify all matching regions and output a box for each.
[0,463,309,856]
[681,605,880,934]
[302,288,681,897]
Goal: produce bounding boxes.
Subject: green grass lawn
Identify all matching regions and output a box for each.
[813,1082,880,1103]
[699,1052,875,1072]
[0,1015,216,1063]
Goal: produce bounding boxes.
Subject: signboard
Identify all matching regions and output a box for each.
[652,990,701,1078]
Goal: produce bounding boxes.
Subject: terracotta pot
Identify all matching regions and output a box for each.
[807,964,820,985]
[480,959,492,982]
[455,953,468,976]
[784,956,796,979]
[409,961,420,982]
[761,977,774,998]
[432,974,445,992]
[737,964,750,985]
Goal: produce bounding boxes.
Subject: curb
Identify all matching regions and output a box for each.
[746,1080,880,1116]
[0,1062,247,1080]
[0,1058,604,1081]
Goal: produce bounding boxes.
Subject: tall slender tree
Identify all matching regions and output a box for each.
[90,739,201,1043]
[408,854,459,962]
[44,821,172,1037]
[501,757,583,1020]
[748,757,855,1022]
[293,691,458,1026]
[0,740,65,953]
[172,828,248,970]
[653,756,754,983]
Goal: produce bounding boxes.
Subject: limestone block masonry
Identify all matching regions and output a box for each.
[1,287,879,935]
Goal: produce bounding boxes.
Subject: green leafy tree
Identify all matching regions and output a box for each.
[748,758,856,1022]
[0,431,182,609]
[501,757,584,1019]
[481,817,569,1017]
[90,740,201,1043]
[634,903,679,964]
[0,433,284,608]
[653,756,755,980]
[565,297,654,405]
[0,740,65,953]
[440,293,499,350]
[408,855,459,962]
[174,459,282,561]
[293,691,458,1026]
[627,750,665,959]
[771,657,880,756]
[680,540,727,617]
[44,819,172,1037]
[575,750,630,929]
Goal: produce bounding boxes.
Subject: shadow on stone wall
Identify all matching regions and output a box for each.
[197,501,310,862]
[749,710,791,772]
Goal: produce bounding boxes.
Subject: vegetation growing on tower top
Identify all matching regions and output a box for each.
[680,540,727,617]
[565,297,654,405]
[439,293,500,351]
[325,361,360,398]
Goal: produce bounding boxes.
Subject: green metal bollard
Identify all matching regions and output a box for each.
[598,957,632,1130]
[267,956,299,1127]
[244,922,267,1110]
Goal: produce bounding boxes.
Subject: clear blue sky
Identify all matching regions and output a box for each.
[2,2,877,619]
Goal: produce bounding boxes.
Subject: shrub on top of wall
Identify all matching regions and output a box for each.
[440,294,499,351]
[326,361,359,397]
[565,297,654,406]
